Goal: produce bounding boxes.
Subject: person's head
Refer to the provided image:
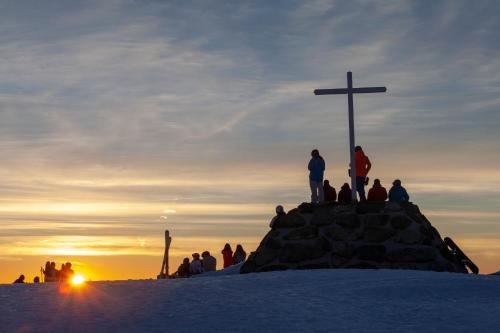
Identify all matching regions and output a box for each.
[61,264,65,270]
[392,179,402,187]
[192,253,200,260]
[65,262,72,268]
[45,261,50,267]
[374,179,381,186]
[50,262,56,268]
[34,276,40,283]
[223,243,232,251]
[342,182,350,190]
[324,179,330,186]
[183,257,189,264]
[311,149,319,158]
[236,244,244,252]
[354,146,362,152]
[275,205,284,215]
[202,251,210,257]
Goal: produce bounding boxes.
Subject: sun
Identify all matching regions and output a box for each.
[71,274,86,285]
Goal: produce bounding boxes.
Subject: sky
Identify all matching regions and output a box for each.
[1,0,499,282]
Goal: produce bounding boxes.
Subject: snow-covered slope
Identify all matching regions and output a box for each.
[1,269,499,332]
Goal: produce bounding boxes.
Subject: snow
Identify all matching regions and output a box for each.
[1,269,500,332]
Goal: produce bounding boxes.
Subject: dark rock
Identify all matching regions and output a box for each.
[298,202,315,214]
[274,211,306,229]
[331,254,349,267]
[262,237,281,250]
[284,226,318,240]
[254,248,279,266]
[331,241,355,257]
[240,259,256,274]
[397,230,423,245]
[355,245,386,262]
[345,261,379,269]
[390,215,412,229]
[387,246,436,263]
[364,227,395,243]
[311,208,336,226]
[364,214,390,227]
[356,203,385,214]
[324,224,361,241]
[335,214,360,228]
[280,238,331,263]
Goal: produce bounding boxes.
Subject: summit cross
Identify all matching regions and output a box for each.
[314,71,386,201]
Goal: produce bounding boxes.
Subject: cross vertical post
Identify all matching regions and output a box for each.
[314,71,386,202]
[347,72,356,200]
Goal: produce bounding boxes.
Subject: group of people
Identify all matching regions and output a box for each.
[308,147,410,204]
[13,261,75,284]
[42,261,75,283]
[173,244,247,278]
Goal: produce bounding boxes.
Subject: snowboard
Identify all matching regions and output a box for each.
[444,237,479,274]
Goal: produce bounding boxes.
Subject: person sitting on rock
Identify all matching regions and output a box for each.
[201,251,217,272]
[190,253,203,274]
[389,179,410,203]
[175,258,191,278]
[13,274,25,284]
[367,179,388,202]
[232,244,247,264]
[323,180,337,202]
[337,183,352,203]
[269,205,286,229]
[308,149,326,204]
[221,243,234,268]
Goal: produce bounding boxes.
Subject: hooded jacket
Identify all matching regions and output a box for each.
[367,183,388,202]
[338,184,352,203]
[308,156,325,182]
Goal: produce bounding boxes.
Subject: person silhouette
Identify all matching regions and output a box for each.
[338,183,352,203]
[13,274,25,284]
[389,179,410,203]
[367,179,388,202]
[323,180,337,202]
[308,149,326,204]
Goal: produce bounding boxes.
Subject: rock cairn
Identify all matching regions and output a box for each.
[241,202,467,274]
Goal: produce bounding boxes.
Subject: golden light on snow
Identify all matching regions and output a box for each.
[71,274,86,285]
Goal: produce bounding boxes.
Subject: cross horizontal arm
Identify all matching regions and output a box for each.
[351,87,386,94]
[314,88,348,95]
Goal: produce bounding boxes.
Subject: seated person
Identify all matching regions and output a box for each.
[174,258,191,278]
[190,253,202,275]
[323,180,337,202]
[269,205,286,229]
[367,179,388,202]
[389,179,410,203]
[201,251,217,272]
[13,274,25,284]
[337,183,352,203]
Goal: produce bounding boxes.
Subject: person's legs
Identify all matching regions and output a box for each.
[356,176,366,201]
[310,180,318,203]
[318,181,324,203]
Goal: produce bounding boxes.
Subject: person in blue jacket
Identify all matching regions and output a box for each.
[388,179,410,203]
[308,149,326,204]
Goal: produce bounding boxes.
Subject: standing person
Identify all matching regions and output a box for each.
[232,244,247,264]
[308,149,326,204]
[353,146,371,202]
[201,251,217,272]
[389,179,410,203]
[221,243,234,268]
[367,179,388,202]
[323,180,337,202]
[190,253,202,275]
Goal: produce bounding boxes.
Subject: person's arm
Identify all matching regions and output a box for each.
[365,156,372,174]
[403,189,410,201]
[308,159,313,171]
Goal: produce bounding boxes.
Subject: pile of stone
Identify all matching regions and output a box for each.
[241,202,468,274]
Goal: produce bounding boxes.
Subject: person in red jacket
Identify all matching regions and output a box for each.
[353,146,371,202]
[367,179,388,202]
[221,243,234,268]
